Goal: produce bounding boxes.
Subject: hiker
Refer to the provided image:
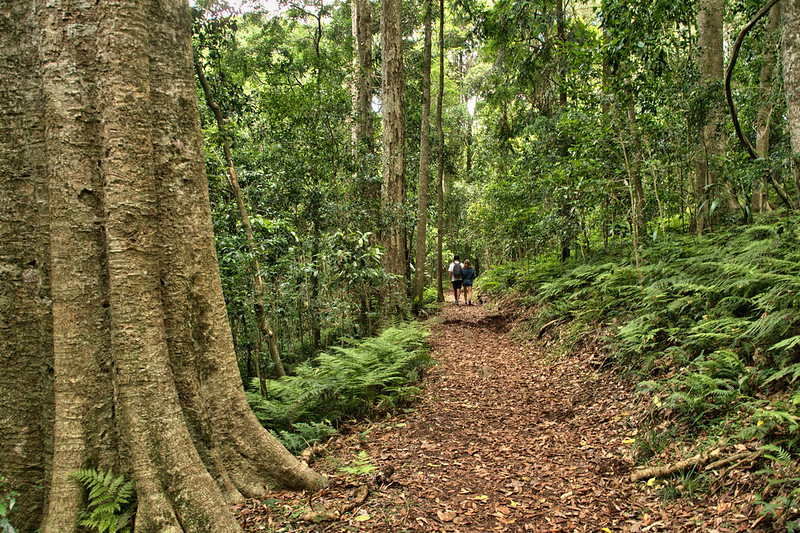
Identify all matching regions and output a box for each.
[448,255,463,304]
[461,259,475,305]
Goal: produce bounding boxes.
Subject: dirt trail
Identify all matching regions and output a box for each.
[237,303,771,532]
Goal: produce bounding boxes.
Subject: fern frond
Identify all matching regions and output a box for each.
[71,468,136,533]
[764,362,800,385]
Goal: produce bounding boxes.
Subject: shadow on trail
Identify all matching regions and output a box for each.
[439,311,512,333]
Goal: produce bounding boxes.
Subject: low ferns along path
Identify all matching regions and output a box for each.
[236,304,769,532]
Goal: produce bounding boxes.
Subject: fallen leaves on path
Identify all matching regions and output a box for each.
[236,302,775,532]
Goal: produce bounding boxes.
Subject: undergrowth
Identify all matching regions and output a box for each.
[479,217,800,528]
[246,322,431,453]
[71,469,136,533]
[0,476,18,533]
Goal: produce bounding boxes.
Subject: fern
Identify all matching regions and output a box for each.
[770,335,800,354]
[247,322,431,451]
[340,451,376,476]
[273,422,338,454]
[765,362,800,386]
[468,220,800,521]
[72,469,136,533]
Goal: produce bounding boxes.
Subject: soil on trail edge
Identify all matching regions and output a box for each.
[235,303,773,532]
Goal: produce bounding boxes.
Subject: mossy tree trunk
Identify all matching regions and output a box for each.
[783,0,800,205]
[0,1,323,531]
[696,0,736,232]
[435,0,446,303]
[413,0,433,306]
[351,0,378,331]
[380,0,408,306]
[753,2,780,213]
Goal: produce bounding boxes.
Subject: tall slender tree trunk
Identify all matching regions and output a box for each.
[309,211,322,351]
[413,0,433,306]
[194,58,286,379]
[556,0,567,109]
[753,2,781,213]
[436,0,446,302]
[627,102,647,241]
[782,0,800,204]
[350,0,376,333]
[0,1,322,530]
[556,0,574,261]
[352,0,374,152]
[381,0,408,303]
[696,0,731,233]
[351,0,378,220]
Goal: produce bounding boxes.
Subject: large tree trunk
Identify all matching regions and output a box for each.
[194,56,286,380]
[413,0,433,306]
[436,0,446,302]
[783,0,800,204]
[0,1,324,531]
[380,0,408,301]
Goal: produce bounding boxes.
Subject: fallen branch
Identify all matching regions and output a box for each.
[710,451,762,495]
[631,448,723,482]
[301,484,369,523]
[537,316,572,339]
[705,450,759,472]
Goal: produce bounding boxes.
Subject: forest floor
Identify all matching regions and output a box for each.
[235,300,776,532]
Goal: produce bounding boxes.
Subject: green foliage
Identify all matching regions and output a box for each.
[247,323,431,451]
[71,469,136,533]
[756,445,800,531]
[0,476,18,533]
[272,422,338,455]
[659,470,712,503]
[340,451,377,476]
[486,218,800,525]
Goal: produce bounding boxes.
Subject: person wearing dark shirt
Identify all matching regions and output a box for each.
[461,259,475,306]
[448,255,463,304]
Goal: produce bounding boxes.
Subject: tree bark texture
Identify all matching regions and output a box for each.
[436,0,446,303]
[380,0,408,285]
[0,1,324,531]
[352,0,374,154]
[695,0,730,233]
[413,0,433,306]
[194,57,286,379]
[556,0,568,108]
[351,0,379,226]
[754,2,780,213]
[627,102,647,241]
[782,0,800,204]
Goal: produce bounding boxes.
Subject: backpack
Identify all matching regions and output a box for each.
[452,262,463,279]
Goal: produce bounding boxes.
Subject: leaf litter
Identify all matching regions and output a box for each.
[235,302,775,532]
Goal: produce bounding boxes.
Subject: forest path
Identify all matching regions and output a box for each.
[351,301,638,531]
[237,302,767,532]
